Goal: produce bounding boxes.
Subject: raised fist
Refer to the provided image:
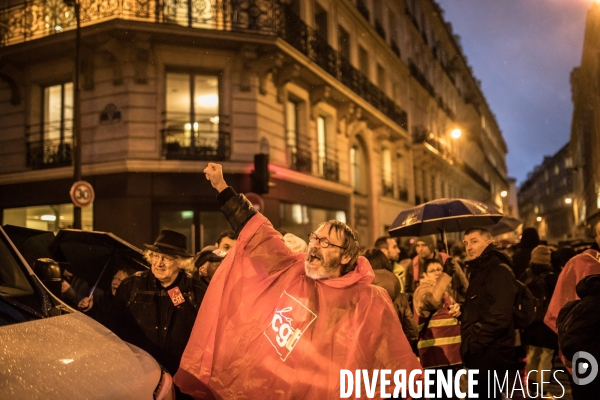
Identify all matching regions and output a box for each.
[203,163,228,192]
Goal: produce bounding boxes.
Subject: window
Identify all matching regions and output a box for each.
[164,72,224,159]
[286,100,299,165]
[359,46,369,77]
[338,25,350,61]
[396,152,409,201]
[351,143,368,195]
[3,204,93,232]
[377,64,386,92]
[317,116,327,176]
[279,202,346,241]
[27,82,73,169]
[382,147,393,197]
[314,3,328,41]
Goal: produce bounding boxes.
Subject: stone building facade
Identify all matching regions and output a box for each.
[0,0,508,251]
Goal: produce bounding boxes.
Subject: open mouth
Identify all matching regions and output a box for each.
[307,251,322,263]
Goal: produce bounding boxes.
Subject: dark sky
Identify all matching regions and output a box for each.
[437,0,592,185]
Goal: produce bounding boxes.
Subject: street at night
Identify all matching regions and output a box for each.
[1,0,599,399]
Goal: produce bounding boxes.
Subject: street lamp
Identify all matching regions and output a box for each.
[565,197,572,204]
[500,190,508,198]
[64,0,82,229]
[450,129,462,139]
[536,216,542,222]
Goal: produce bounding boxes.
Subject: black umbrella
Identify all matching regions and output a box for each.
[486,216,522,236]
[388,198,504,253]
[2,225,55,267]
[51,229,149,296]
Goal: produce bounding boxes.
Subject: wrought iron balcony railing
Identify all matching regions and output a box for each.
[408,60,435,98]
[25,120,73,169]
[290,147,312,174]
[322,158,339,182]
[382,181,394,197]
[0,1,408,131]
[161,113,230,160]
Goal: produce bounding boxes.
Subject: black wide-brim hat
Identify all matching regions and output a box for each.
[144,229,192,257]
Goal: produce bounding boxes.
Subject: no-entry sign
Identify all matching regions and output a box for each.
[245,192,264,213]
[70,181,95,208]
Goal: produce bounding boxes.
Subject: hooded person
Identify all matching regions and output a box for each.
[174,163,423,399]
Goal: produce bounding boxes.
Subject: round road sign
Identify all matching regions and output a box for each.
[245,192,264,213]
[70,181,95,208]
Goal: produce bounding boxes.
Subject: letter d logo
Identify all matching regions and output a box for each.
[573,351,598,386]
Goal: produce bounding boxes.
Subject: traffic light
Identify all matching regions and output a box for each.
[251,154,270,194]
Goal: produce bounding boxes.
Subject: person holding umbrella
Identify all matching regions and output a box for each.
[460,227,517,399]
[111,230,207,379]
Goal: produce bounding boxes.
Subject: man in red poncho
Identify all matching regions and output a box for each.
[174,163,423,399]
[545,221,600,334]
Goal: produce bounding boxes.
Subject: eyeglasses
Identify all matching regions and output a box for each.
[151,253,176,265]
[308,232,347,249]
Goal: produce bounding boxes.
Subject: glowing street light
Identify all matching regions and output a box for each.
[536,216,542,222]
[500,190,508,198]
[451,129,462,139]
[565,197,572,204]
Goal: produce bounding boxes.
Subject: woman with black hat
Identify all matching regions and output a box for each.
[111,230,207,379]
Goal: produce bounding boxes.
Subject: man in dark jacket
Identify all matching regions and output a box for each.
[112,230,207,377]
[461,227,517,399]
[557,274,600,400]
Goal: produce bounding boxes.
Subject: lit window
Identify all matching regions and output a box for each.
[165,72,219,152]
[317,116,327,176]
[27,82,73,169]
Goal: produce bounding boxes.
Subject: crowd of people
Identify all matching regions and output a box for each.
[50,162,600,399]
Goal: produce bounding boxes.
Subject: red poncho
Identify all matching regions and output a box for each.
[545,249,600,334]
[174,213,422,399]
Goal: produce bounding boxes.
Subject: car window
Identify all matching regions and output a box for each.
[0,236,34,297]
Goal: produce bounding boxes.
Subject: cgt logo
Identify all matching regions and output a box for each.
[573,351,599,386]
[263,291,317,361]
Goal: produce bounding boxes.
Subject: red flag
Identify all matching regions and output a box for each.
[174,213,423,399]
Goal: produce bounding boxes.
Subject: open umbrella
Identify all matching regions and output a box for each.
[486,216,522,237]
[2,225,55,267]
[51,229,149,296]
[388,198,504,253]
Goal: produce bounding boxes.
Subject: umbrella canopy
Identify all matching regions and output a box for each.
[388,198,504,238]
[51,229,149,295]
[3,225,55,267]
[486,216,522,237]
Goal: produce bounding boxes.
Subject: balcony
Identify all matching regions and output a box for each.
[322,158,339,182]
[290,148,312,174]
[161,113,230,161]
[382,181,394,197]
[0,1,409,133]
[26,120,73,169]
[409,60,435,98]
[397,187,409,202]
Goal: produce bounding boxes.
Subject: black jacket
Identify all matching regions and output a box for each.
[112,270,207,375]
[460,244,516,366]
[557,274,600,362]
[521,264,558,350]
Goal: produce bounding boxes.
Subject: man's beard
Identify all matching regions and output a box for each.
[304,250,341,280]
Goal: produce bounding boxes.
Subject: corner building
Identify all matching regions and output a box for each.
[0,0,508,250]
